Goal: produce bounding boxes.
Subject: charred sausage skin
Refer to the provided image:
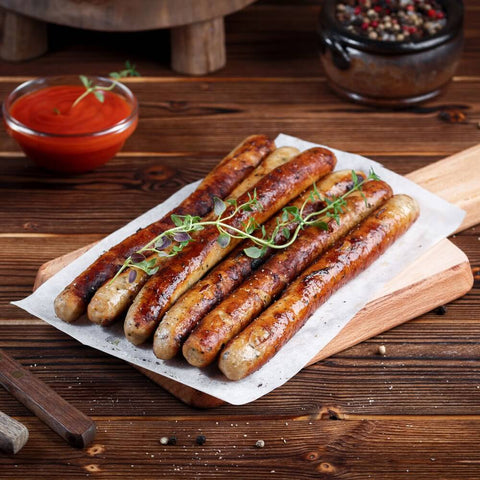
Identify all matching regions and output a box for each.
[126,147,337,345]
[87,146,299,326]
[154,169,366,360]
[218,194,420,380]
[54,134,274,323]
[183,180,393,368]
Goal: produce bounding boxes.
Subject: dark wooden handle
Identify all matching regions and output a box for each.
[0,349,96,448]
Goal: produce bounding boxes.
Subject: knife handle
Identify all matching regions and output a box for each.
[0,411,29,454]
[0,349,96,448]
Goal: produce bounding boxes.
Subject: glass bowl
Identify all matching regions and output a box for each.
[318,0,464,107]
[3,75,138,173]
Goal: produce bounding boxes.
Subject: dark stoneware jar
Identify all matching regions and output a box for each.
[318,0,464,106]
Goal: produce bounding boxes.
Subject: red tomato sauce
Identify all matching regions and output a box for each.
[11,85,132,134]
[7,85,137,173]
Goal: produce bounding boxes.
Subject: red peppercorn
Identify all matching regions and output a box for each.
[407,5,414,11]
[427,9,436,18]
[371,20,378,27]
[354,6,361,14]
[361,22,369,30]
[374,5,382,12]
[436,11,445,19]
[408,26,417,34]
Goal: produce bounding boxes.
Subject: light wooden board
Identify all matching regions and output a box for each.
[34,144,480,408]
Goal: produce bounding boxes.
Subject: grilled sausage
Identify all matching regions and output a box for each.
[218,194,420,380]
[54,134,274,323]
[125,147,337,345]
[153,169,366,360]
[182,180,393,367]
[87,147,300,326]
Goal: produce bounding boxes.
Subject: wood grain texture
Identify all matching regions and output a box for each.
[1,0,480,477]
[0,0,477,78]
[0,79,479,157]
[171,16,226,75]
[1,417,480,479]
[0,9,47,61]
[0,410,28,454]
[2,320,480,417]
[405,143,480,232]
[0,349,96,448]
[0,0,255,31]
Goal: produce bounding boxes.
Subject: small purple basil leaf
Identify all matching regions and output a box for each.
[217,233,230,249]
[128,269,137,283]
[173,232,191,243]
[131,252,146,263]
[213,196,226,217]
[155,236,172,250]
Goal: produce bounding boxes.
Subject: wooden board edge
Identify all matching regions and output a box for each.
[307,257,474,365]
[134,366,225,409]
[32,239,473,408]
[33,242,97,291]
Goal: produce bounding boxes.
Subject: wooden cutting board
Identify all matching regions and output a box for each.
[35,144,480,408]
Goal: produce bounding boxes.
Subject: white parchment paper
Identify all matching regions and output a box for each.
[13,134,465,405]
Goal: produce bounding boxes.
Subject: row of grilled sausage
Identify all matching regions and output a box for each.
[54,135,419,380]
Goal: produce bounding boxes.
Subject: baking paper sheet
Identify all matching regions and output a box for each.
[13,134,465,405]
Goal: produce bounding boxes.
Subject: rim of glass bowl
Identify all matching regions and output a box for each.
[2,75,138,138]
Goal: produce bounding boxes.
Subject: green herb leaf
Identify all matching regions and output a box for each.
[79,75,91,88]
[217,233,231,248]
[351,170,358,186]
[368,168,380,181]
[110,165,383,284]
[243,246,264,259]
[311,221,329,230]
[94,90,105,102]
[171,214,184,227]
[213,197,227,217]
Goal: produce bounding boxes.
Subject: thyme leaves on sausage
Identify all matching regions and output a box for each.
[113,169,380,282]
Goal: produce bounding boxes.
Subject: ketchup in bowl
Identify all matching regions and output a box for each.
[3,76,138,173]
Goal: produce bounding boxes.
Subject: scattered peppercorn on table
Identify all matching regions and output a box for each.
[1,0,480,478]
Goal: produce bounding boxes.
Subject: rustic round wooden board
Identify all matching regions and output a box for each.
[0,0,256,31]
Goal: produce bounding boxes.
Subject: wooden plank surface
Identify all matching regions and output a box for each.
[1,0,480,478]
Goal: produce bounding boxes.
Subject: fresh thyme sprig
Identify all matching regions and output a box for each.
[71,60,140,108]
[115,169,380,283]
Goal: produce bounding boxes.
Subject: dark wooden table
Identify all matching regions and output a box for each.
[1,1,480,478]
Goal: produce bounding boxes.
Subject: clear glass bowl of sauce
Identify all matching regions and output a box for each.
[3,75,138,173]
